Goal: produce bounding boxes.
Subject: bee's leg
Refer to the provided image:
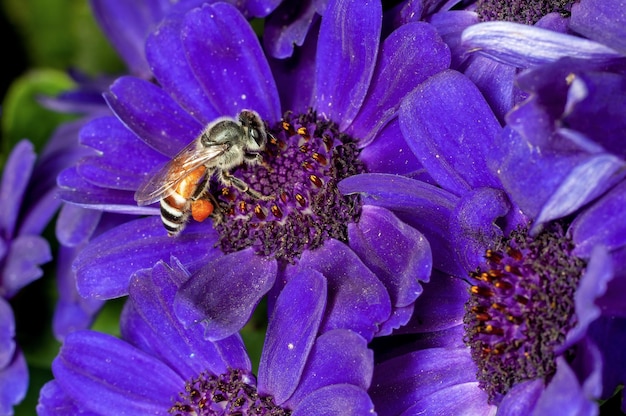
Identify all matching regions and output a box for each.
[221,170,274,201]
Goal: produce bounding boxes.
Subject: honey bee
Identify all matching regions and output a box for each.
[134,110,273,236]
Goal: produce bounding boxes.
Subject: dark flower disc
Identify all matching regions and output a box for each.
[170,369,290,416]
[463,223,586,404]
[476,0,576,25]
[212,109,366,262]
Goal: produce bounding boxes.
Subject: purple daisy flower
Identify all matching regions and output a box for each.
[0,138,70,413]
[59,0,449,341]
[37,258,375,415]
[340,68,626,413]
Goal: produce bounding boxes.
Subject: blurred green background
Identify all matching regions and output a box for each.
[1,1,123,414]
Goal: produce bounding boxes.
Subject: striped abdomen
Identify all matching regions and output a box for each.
[159,166,212,236]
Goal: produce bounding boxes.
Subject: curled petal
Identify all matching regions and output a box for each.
[174,248,277,340]
[123,260,250,380]
[462,22,624,68]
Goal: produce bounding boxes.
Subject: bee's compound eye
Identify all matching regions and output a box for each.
[250,128,265,147]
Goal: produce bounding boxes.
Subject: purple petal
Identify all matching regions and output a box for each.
[146,17,221,124]
[588,316,626,403]
[399,70,502,195]
[560,245,613,352]
[449,187,511,272]
[496,127,625,227]
[74,216,222,299]
[78,115,168,190]
[532,357,598,415]
[571,179,626,257]
[376,304,416,337]
[595,247,626,317]
[105,76,202,156]
[464,55,517,123]
[429,10,479,69]
[497,379,544,416]
[370,347,487,415]
[257,268,326,404]
[122,260,250,380]
[269,19,319,114]
[398,272,469,335]
[348,205,431,308]
[89,0,163,78]
[0,140,35,237]
[2,235,51,297]
[570,0,626,55]
[55,204,102,247]
[244,0,282,17]
[339,173,465,277]
[401,382,495,415]
[53,245,104,340]
[264,0,319,58]
[0,299,15,368]
[52,331,183,414]
[17,186,62,240]
[295,239,390,341]
[0,349,28,414]
[534,155,626,228]
[348,21,451,146]
[57,167,155,214]
[287,330,372,408]
[461,22,623,68]
[292,384,374,416]
[358,118,423,175]
[561,71,626,158]
[37,380,99,416]
[181,3,281,121]
[174,248,277,340]
[314,0,381,130]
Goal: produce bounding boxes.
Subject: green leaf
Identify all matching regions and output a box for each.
[2,0,125,74]
[1,69,76,165]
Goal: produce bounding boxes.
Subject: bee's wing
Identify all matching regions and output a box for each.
[134,141,228,206]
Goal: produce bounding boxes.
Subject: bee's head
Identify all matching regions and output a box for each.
[239,110,267,151]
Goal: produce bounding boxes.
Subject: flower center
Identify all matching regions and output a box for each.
[475,0,576,25]
[169,369,290,415]
[212,109,365,262]
[463,224,585,404]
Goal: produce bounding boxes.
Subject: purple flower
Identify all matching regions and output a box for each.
[37,258,374,415]
[59,0,449,341]
[0,139,66,413]
[340,69,626,414]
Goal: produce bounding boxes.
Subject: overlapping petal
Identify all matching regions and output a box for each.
[174,248,277,340]
[314,0,381,130]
